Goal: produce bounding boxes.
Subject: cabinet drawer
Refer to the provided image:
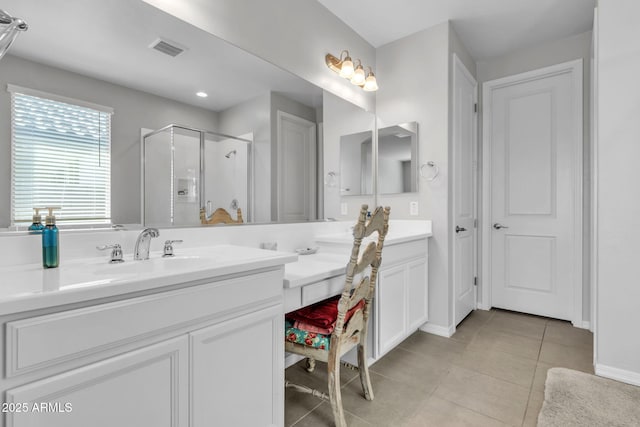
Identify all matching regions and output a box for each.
[301,274,345,306]
[6,269,282,378]
[382,239,428,266]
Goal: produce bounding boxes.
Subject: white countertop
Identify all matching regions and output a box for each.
[314,226,432,246]
[284,223,432,289]
[0,245,297,316]
[284,252,347,289]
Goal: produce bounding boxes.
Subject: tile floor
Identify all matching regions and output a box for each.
[285,309,594,426]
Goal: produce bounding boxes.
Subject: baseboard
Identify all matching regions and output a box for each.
[476,303,491,311]
[595,363,640,387]
[580,321,590,330]
[419,322,455,337]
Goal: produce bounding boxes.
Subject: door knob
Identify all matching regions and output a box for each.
[493,223,509,230]
[455,225,467,233]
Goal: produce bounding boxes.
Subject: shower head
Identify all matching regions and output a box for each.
[225,150,237,158]
[0,10,28,62]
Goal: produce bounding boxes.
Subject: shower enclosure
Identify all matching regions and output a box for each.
[142,124,252,226]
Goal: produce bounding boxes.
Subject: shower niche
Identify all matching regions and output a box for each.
[142,124,252,227]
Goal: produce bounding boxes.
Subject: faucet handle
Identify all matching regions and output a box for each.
[163,240,183,257]
[97,244,124,264]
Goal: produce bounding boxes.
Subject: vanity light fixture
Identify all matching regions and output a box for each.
[325,50,378,91]
[350,60,366,86]
[196,91,208,98]
[363,67,379,92]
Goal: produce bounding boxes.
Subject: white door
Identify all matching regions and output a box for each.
[483,60,583,322]
[277,111,317,222]
[453,54,478,326]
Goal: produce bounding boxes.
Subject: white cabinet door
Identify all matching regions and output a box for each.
[377,264,407,357]
[407,258,429,331]
[6,337,189,427]
[190,305,283,427]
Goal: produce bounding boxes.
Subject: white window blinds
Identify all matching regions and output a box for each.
[10,86,112,225]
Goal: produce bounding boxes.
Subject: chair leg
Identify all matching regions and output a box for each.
[357,342,374,401]
[328,356,347,427]
[305,357,316,373]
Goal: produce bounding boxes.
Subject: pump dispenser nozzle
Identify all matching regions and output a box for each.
[28,207,45,233]
[32,207,42,222]
[44,207,60,226]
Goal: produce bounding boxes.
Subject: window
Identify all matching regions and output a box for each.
[9,85,112,225]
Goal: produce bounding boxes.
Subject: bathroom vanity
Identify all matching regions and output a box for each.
[284,222,431,365]
[0,219,430,426]
[0,245,295,427]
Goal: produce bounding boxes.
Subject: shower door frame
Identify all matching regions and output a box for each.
[141,123,254,226]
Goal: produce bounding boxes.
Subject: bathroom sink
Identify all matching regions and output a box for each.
[93,255,212,277]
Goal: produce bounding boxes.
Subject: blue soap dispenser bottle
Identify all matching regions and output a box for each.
[42,207,60,268]
[28,207,44,233]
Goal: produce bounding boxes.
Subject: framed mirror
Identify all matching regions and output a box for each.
[377,122,419,194]
[339,130,374,196]
[0,0,338,229]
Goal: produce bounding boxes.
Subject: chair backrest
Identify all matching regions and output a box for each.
[199,207,244,225]
[333,204,390,337]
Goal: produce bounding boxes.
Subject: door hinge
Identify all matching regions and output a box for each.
[474,103,478,113]
[473,277,478,286]
[474,218,478,228]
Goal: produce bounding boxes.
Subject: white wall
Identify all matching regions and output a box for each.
[204,137,249,222]
[595,0,640,385]
[323,91,376,220]
[375,22,452,331]
[141,0,376,112]
[339,132,373,196]
[218,94,272,222]
[476,31,593,322]
[218,92,319,222]
[0,55,219,227]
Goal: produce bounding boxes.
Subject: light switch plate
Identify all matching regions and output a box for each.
[340,202,348,215]
[409,201,419,216]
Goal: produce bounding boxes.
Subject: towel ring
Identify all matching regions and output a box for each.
[419,161,439,181]
[325,171,338,187]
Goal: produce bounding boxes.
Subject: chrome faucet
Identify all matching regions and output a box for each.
[134,228,159,260]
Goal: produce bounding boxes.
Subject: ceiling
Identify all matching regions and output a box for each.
[2,0,597,112]
[2,0,321,112]
[317,0,596,60]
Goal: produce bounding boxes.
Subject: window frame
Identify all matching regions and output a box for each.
[8,84,114,227]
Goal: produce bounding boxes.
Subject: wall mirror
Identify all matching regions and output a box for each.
[377,122,419,194]
[339,130,374,196]
[0,0,371,230]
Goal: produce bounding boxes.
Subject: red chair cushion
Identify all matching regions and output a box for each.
[286,295,365,335]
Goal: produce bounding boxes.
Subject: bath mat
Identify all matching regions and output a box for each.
[538,367,640,426]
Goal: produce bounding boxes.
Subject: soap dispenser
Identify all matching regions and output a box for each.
[28,207,44,234]
[42,207,60,268]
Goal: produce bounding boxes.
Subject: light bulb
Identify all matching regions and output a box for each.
[339,56,354,78]
[351,64,366,85]
[363,71,378,92]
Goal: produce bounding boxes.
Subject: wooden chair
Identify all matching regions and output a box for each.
[199,207,243,225]
[285,204,390,427]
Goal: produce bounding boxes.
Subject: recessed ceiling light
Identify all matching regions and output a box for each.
[196,91,208,98]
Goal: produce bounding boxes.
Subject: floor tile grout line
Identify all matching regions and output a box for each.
[289,400,325,427]
[433,392,515,427]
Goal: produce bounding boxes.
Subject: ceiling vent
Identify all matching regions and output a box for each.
[149,38,186,57]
